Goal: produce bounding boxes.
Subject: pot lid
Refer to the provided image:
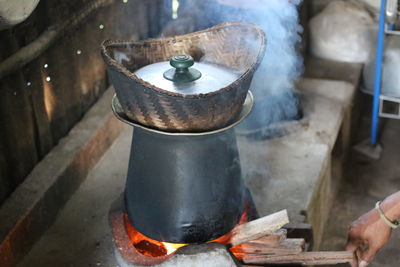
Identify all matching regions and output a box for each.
[134,54,240,95]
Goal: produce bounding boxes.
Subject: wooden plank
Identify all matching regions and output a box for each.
[0,0,153,205]
[242,251,353,265]
[230,210,289,246]
[0,72,39,193]
[0,141,10,203]
[232,238,305,256]
[0,88,124,267]
[26,60,55,158]
[44,34,80,143]
[0,31,39,202]
[248,229,287,246]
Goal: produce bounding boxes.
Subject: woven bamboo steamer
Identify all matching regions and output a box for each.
[101,21,266,132]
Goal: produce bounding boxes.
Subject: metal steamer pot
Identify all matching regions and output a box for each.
[113,93,252,244]
[110,54,254,244]
[103,22,265,244]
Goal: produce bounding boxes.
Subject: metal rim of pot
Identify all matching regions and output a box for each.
[111,91,254,136]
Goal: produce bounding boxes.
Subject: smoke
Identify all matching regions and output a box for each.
[194,0,305,208]
[172,0,304,131]
[255,1,303,130]
[161,0,304,132]
[215,0,304,130]
[236,0,304,94]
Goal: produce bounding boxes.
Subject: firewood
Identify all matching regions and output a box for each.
[232,238,305,256]
[242,251,353,265]
[229,210,289,246]
[247,229,287,246]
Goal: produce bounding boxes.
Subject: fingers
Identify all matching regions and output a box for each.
[346,233,361,267]
[346,238,375,267]
[346,241,358,253]
[346,229,361,251]
[358,246,379,267]
[346,242,358,267]
[350,256,358,267]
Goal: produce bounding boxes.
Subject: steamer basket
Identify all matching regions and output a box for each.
[101,21,266,132]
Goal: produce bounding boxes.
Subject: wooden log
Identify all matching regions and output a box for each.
[230,210,289,246]
[232,238,305,256]
[242,251,354,265]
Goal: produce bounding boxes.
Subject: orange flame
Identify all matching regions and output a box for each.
[209,208,248,244]
[124,214,186,257]
[124,206,249,258]
[210,209,249,261]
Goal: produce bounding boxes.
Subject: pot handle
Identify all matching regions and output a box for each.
[163,54,202,83]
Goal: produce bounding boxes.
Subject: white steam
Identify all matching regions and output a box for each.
[250,0,303,94]
[162,0,304,128]
[211,0,304,128]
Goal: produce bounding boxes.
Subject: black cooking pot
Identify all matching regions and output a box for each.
[112,93,253,244]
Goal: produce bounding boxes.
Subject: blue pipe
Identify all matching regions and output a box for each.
[371,0,387,145]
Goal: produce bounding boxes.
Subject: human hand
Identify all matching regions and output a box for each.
[346,208,392,267]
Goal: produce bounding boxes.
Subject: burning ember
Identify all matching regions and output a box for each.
[123,205,249,258]
[124,214,186,257]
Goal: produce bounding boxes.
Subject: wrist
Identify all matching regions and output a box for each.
[376,201,399,229]
[381,193,400,221]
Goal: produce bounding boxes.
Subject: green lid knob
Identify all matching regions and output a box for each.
[170,54,194,69]
[163,54,202,83]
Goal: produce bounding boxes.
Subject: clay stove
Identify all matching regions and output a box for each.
[108,198,353,267]
[108,191,256,267]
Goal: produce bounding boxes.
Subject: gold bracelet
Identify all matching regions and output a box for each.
[375,201,400,229]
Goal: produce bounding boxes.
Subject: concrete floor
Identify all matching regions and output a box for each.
[321,106,400,267]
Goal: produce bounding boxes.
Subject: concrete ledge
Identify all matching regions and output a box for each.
[304,57,363,88]
[0,87,124,267]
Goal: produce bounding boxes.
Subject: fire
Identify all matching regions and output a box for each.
[124,205,249,258]
[124,214,186,257]
[210,206,249,260]
[210,208,248,244]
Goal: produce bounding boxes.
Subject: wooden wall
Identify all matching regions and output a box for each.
[0,0,171,204]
